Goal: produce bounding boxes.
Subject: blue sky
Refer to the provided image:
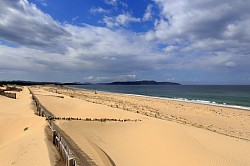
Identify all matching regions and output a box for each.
[0,0,250,84]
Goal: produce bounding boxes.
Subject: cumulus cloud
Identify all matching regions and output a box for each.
[103,13,141,27]
[143,4,153,21]
[151,0,250,42]
[0,0,70,53]
[0,0,165,77]
[0,45,74,74]
[0,0,250,83]
[145,0,250,72]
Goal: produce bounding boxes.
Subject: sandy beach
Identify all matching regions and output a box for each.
[42,85,250,141]
[26,85,250,166]
[1,85,250,165]
[1,0,250,165]
[0,87,60,166]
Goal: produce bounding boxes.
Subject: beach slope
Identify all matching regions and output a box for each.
[31,86,250,166]
[0,87,58,166]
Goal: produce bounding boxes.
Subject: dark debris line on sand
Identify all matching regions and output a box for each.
[29,88,100,166]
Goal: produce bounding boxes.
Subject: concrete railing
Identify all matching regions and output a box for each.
[28,89,85,166]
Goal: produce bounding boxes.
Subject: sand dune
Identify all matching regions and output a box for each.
[44,86,250,141]
[30,86,250,166]
[32,88,146,121]
[59,120,250,166]
[2,85,250,165]
[0,87,58,166]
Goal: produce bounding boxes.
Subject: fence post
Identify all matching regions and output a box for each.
[52,130,56,144]
[67,155,74,166]
[29,88,80,166]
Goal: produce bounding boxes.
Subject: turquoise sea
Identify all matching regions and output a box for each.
[67,85,250,109]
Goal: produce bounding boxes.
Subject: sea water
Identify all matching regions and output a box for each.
[67,85,250,110]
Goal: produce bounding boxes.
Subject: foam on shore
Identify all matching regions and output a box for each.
[33,86,250,166]
[65,86,250,111]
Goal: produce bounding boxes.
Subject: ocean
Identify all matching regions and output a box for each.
[67,85,250,110]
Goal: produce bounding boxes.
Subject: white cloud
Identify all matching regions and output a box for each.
[103,13,141,28]
[90,7,109,14]
[143,4,153,21]
[104,0,128,8]
[119,1,128,8]
[36,0,47,7]
[71,16,79,23]
[145,0,250,71]
[127,74,136,79]
[116,14,140,25]
[103,16,116,28]
[0,0,69,53]
[105,0,117,6]
[0,45,54,72]
[144,30,156,41]
[150,0,250,43]
[84,74,137,83]
[166,78,176,82]
[225,62,236,67]
[163,45,178,53]
[0,0,250,83]
[0,1,164,75]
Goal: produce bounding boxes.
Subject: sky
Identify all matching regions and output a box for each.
[0,0,250,85]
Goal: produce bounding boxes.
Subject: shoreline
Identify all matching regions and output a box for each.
[3,85,249,165]
[33,85,250,165]
[49,85,250,141]
[65,85,250,111]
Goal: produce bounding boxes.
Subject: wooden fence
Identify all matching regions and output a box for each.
[0,91,16,99]
[5,86,22,92]
[28,89,91,166]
